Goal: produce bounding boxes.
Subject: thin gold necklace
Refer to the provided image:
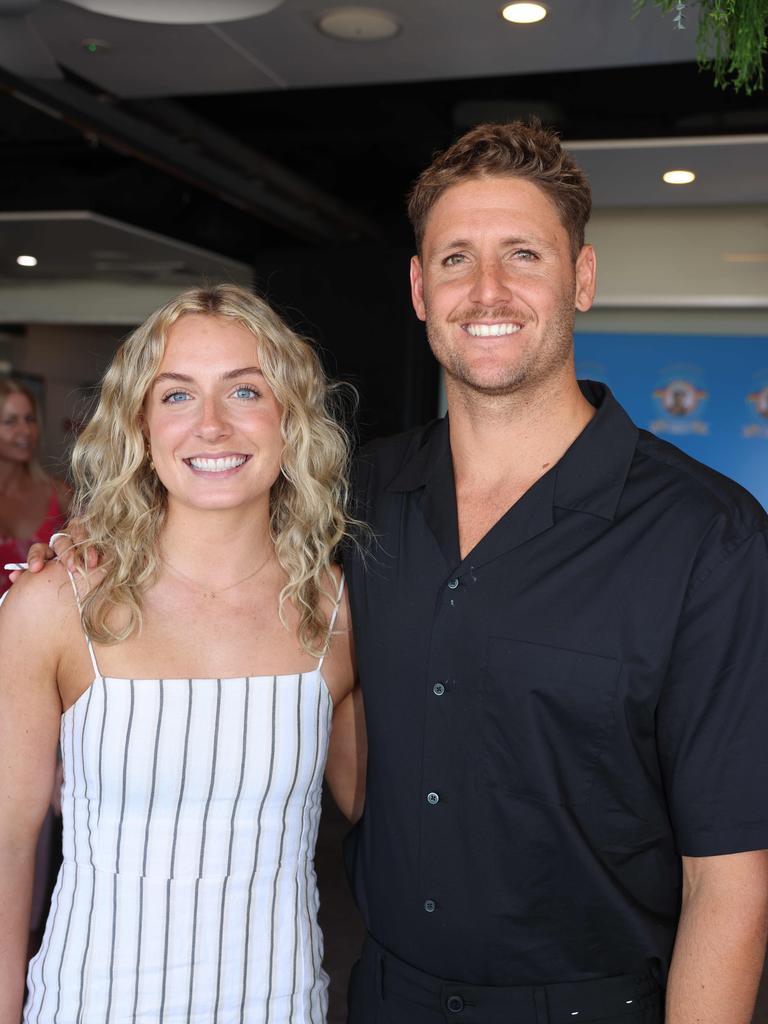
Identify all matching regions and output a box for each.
[160,549,273,599]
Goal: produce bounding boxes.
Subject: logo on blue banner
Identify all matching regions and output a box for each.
[743,374,768,438]
[574,332,768,512]
[651,366,709,436]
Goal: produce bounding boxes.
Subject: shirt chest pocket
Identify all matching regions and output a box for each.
[481,637,621,807]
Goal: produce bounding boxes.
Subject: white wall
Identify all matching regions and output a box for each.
[586,206,768,311]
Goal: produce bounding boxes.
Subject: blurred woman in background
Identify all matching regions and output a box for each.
[0,378,71,595]
[0,377,71,958]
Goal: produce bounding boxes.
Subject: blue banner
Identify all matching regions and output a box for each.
[574,332,768,512]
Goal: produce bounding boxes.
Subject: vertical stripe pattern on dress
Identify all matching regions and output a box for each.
[23,668,333,1024]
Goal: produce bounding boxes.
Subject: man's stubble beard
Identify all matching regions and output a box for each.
[425,294,577,400]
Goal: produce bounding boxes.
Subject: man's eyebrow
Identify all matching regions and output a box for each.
[438,238,471,251]
[434,235,547,253]
[153,366,263,386]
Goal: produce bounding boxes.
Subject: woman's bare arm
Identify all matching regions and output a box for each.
[0,570,65,1023]
[326,684,367,823]
[322,586,367,823]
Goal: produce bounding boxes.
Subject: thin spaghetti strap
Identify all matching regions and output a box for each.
[317,571,346,673]
[65,567,101,678]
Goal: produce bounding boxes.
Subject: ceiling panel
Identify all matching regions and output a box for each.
[0,211,251,282]
[28,0,698,98]
[567,136,768,207]
[32,1,285,95]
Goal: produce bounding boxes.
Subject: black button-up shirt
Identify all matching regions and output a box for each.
[344,381,768,987]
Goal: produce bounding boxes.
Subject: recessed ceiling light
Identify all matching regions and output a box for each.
[317,6,400,41]
[662,169,696,185]
[501,3,548,24]
[16,255,38,268]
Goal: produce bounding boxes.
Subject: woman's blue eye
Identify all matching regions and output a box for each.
[163,391,190,404]
[233,386,259,399]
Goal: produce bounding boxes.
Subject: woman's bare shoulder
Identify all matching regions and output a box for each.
[0,560,78,641]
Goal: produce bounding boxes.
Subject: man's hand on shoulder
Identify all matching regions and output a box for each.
[7,522,97,582]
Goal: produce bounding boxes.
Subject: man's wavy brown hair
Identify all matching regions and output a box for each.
[407,120,592,261]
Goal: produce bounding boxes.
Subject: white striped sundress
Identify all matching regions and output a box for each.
[23,577,344,1024]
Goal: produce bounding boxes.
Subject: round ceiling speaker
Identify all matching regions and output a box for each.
[64,0,285,23]
[317,6,400,42]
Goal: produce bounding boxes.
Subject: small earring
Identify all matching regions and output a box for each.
[146,442,155,473]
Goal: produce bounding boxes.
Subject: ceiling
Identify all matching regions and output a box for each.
[0,0,767,289]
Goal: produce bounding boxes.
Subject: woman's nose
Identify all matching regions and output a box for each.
[196,397,231,439]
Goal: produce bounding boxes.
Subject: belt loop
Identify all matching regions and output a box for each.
[534,987,549,1024]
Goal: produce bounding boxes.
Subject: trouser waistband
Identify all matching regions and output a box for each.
[359,934,662,1024]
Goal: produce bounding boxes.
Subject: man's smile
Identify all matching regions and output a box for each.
[462,322,523,337]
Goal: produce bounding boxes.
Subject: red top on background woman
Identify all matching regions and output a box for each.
[0,378,71,594]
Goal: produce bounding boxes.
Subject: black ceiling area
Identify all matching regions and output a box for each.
[2,59,767,259]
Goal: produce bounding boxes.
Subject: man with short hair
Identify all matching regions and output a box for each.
[343,121,768,1024]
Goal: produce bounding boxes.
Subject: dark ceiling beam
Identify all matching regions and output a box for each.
[128,98,381,238]
[0,70,381,244]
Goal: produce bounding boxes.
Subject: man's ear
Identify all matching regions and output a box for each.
[410,254,427,322]
[574,244,597,312]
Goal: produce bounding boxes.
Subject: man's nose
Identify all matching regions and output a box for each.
[468,259,513,308]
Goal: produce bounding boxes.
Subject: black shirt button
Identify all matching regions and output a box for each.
[432,682,445,696]
[423,899,436,913]
[446,995,465,1013]
[447,578,459,590]
[426,791,440,805]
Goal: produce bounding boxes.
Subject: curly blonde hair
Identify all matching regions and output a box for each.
[71,283,353,656]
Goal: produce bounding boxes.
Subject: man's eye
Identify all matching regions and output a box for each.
[233,386,260,400]
[443,253,466,267]
[162,390,191,404]
[514,250,537,261]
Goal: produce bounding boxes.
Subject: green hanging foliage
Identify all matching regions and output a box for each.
[634,0,768,93]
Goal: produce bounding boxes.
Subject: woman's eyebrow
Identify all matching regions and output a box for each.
[153,366,263,386]
[221,366,263,380]
[153,371,193,385]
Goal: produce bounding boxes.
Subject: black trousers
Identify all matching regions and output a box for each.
[347,935,663,1024]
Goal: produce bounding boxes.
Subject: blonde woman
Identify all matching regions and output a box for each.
[0,285,364,1024]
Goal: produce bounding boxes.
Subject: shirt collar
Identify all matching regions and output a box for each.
[386,381,638,524]
[553,380,639,521]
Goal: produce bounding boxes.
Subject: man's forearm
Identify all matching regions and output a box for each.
[666,870,768,1024]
